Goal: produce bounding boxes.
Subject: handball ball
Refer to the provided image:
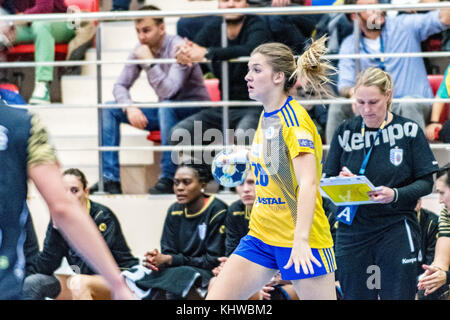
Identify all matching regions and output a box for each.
[211,149,250,188]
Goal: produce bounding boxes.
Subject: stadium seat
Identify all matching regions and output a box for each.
[0,83,19,94]
[146,130,161,143]
[6,0,99,62]
[65,0,99,12]
[204,78,221,102]
[429,74,444,95]
[428,74,449,124]
[146,78,222,143]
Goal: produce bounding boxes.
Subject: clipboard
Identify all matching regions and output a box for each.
[319,175,378,206]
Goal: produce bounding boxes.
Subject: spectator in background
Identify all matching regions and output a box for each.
[90,5,210,195]
[174,0,271,164]
[415,200,440,280]
[0,3,15,82]
[418,165,450,299]
[111,0,145,11]
[123,163,228,300]
[425,64,450,143]
[177,0,317,56]
[413,199,447,300]
[325,0,450,144]
[176,0,221,42]
[393,0,450,51]
[0,102,134,300]
[223,173,255,257]
[312,0,353,95]
[250,0,323,55]
[0,0,76,104]
[24,168,139,300]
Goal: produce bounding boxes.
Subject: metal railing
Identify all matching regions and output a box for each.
[1,3,449,191]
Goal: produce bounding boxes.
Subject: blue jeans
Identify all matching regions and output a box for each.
[101,103,201,182]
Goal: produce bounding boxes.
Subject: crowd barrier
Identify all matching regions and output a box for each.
[0,3,449,192]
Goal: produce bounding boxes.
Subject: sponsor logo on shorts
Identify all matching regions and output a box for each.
[402,257,417,265]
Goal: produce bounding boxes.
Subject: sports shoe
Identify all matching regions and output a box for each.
[29,81,50,105]
[148,177,174,194]
[90,179,122,194]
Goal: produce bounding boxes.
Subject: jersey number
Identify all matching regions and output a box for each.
[252,162,269,186]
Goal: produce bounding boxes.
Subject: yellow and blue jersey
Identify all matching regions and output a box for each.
[248,96,333,249]
[437,65,449,99]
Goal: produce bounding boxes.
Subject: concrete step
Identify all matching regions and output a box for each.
[51,130,155,165]
[82,48,131,77]
[98,18,178,51]
[32,107,157,169]
[61,73,157,104]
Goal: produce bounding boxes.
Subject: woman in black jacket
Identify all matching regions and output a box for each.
[24,168,138,299]
[124,163,228,300]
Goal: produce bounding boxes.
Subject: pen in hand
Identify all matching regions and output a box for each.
[340,166,355,177]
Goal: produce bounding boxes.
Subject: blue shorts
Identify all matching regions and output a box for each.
[233,235,336,281]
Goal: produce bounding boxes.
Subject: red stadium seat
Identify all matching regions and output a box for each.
[146,130,161,143]
[146,78,222,143]
[428,74,449,124]
[0,83,20,94]
[65,0,99,12]
[204,78,221,102]
[7,43,70,61]
[429,74,444,96]
[6,0,98,62]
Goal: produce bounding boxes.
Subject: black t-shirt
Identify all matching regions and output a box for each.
[194,15,271,102]
[30,200,138,275]
[225,200,251,256]
[324,114,439,256]
[161,195,228,270]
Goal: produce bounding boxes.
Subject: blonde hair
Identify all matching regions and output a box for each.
[354,67,394,110]
[250,36,335,95]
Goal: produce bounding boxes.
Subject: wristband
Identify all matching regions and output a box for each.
[393,188,398,203]
[430,121,440,124]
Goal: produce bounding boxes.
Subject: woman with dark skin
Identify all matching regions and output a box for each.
[133,163,227,299]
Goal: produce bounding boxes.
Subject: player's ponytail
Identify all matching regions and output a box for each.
[251,36,335,95]
[293,36,336,97]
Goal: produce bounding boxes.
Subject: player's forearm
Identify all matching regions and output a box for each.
[295,179,317,241]
[430,102,445,123]
[432,237,450,270]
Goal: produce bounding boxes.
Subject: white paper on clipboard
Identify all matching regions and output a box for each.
[320,175,378,206]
